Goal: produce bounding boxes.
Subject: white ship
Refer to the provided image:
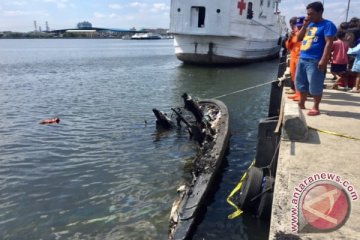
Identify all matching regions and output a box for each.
[169,0,287,64]
[131,33,162,40]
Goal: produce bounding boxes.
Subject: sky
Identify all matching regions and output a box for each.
[0,0,359,32]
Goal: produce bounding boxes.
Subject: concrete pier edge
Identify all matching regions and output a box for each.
[269,74,360,240]
[282,100,308,142]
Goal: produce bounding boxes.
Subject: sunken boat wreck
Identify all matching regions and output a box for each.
[152,93,230,240]
[152,50,287,239]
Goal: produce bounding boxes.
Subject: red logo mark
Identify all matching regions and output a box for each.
[301,183,350,231]
[237,0,247,15]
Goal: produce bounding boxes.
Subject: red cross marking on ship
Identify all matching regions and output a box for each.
[237,0,247,15]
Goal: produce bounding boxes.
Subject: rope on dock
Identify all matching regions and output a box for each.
[308,126,360,141]
[213,78,285,100]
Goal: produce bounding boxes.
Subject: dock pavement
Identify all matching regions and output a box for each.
[269,73,360,240]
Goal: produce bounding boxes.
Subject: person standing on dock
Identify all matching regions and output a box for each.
[286,16,304,101]
[330,30,349,90]
[295,1,337,116]
[346,28,360,93]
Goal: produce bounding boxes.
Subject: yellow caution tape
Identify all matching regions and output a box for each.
[227,127,358,219]
[226,160,255,219]
[308,126,360,141]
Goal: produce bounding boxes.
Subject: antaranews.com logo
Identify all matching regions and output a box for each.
[291,172,358,233]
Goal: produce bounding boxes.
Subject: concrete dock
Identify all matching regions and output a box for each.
[269,76,360,239]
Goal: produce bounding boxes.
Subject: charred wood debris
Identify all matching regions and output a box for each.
[152,93,221,175]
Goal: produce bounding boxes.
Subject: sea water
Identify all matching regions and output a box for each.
[0,39,278,239]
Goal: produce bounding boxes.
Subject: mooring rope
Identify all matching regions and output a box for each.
[148,64,288,126]
[213,78,284,100]
[251,19,282,35]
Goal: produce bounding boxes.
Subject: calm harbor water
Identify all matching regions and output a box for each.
[0,39,278,240]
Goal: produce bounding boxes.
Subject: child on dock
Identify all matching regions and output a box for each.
[344,26,360,93]
[347,41,360,93]
[331,30,349,90]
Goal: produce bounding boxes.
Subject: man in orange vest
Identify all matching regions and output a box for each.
[286,16,305,101]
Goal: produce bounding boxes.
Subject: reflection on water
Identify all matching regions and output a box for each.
[0,39,278,239]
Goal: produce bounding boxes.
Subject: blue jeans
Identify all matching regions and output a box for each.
[295,58,325,96]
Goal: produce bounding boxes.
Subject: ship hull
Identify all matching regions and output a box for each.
[174,34,281,65]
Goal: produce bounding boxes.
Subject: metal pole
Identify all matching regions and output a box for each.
[346,0,350,22]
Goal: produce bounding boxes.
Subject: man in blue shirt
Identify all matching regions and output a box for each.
[295,1,337,116]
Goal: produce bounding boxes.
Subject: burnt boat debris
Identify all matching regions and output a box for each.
[152,93,230,240]
[182,93,203,124]
[152,108,175,130]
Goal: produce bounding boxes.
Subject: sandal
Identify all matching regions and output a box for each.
[288,94,296,99]
[349,88,360,93]
[307,109,320,116]
[285,89,296,94]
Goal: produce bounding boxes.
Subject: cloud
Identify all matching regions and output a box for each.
[293,4,306,11]
[0,1,171,31]
[150,3,170,13]
[43,0,67,2]
[3,10,49,17]
[57,3,66,8]
[94,12,105,18]
[280,0,360,27]
[130,2,148,8]
[3,10,28,16]
[12,1,27,6]
[126,15,135,21]
[109,13,118,18]
[93,12,122,19]
[109,4,123,9]
[43,0,70,8]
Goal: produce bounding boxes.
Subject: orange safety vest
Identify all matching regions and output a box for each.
[285,31,302,60]
[286,31,302,81]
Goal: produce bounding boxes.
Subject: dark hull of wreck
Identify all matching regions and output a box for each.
[169,99,230,240]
